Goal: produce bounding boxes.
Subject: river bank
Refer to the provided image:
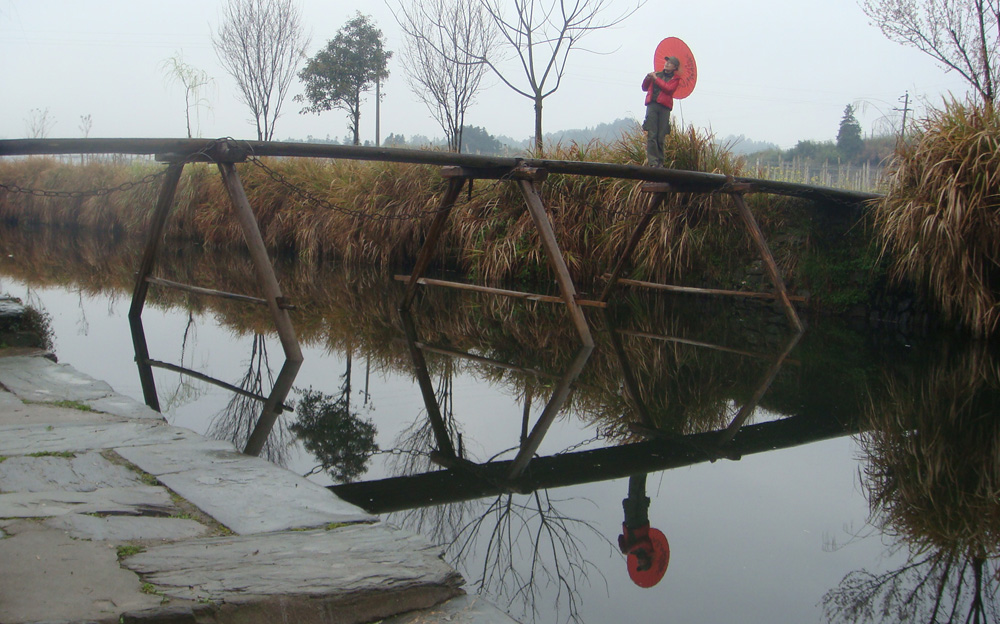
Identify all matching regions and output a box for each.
[0,299,515,624]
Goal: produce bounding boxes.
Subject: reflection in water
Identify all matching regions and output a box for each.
[9,226,1000,623]
[824,341,1000,624]
[618,474,669,589]
[291,382,379,483]
[129,314,301,465]
[208,334,290,465]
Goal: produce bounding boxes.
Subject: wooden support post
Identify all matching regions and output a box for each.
[506,345,593,480]
[730,192,804,332]
[400,176,467,311]
[128,314,160,412]
[517,180,595,347]
[400,310,457,458]
[716,329,803,446]
[129,162,184,319]
[602,310,656,428]
[217,162,303,363]
[599,189,667,302]
[244,357,303,457]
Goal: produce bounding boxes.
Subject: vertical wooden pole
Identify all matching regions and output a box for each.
[129,162,184,319]
[400,176,466,310]
[217,162,303,363]
[517,180,594,347]
[506,345,593,479]
[731,192,804,333]
[599,191,667,302]
[717,329,802,445]
[602,310,655,428]
[127,314,160,412]
[400,309,457,458]
[244,357,302,457]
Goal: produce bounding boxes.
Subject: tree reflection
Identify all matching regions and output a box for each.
[291,353,379,483]
[449,489,611,624]
[208,334,291,465]
[824,341,1000,624]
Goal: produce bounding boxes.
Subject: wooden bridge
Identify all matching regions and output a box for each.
[0,138,882,353]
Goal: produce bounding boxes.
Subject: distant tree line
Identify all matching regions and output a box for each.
[746,104,898,167]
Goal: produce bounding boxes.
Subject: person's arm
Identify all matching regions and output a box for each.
[656,75,680,95]
[642,73,654,90]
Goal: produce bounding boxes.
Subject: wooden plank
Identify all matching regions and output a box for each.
[145,358,292,413]
[400,177,465,310]
[331,411,857,514]
[617,328,801,364]
[394,275,607,308]
[0,138,883,205]
[413,342,562,381]
[217,162,303,363]
[129,162,184,319]
[613,277,808,302]
[145,277,295,309]
[517,180,595,346]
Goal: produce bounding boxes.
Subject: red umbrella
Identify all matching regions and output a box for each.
[653,37,697,100]
[624,526,670,588]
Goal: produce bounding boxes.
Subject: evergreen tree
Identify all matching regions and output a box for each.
[837,104,864,161]
[297,13,391,146]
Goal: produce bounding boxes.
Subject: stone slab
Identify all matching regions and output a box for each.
[112,437,241,476]
[0,355,161,420]
[0,485,176,518]
[0,519,167,623]
[0,451,141,493]
[44,514,209,541]
[123,524,464,621]
[0,421,201,456]
[382,595,521,623]
[122,444,375,533]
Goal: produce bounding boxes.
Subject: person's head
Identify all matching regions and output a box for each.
[663,56,680,72]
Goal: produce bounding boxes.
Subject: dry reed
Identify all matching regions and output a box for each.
[875,99,1000,336]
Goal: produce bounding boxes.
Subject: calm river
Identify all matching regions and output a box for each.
[1,225,996,624]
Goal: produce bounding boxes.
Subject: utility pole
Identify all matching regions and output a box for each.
[893,91,911,143]
[375,78,381,147]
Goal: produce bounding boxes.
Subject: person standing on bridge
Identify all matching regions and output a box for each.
[642,56,681,167]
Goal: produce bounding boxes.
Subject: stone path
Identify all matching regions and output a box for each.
[0,350,517,624]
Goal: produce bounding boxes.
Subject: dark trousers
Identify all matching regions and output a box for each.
[643,103,672,167]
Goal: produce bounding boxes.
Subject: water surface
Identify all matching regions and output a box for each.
[1,227,995,624]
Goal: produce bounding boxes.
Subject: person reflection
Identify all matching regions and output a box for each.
[618,473,670,588]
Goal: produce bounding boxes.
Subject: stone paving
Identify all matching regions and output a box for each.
[0,349,517,624]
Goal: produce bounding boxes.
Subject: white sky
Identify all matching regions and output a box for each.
[0,0,973,149]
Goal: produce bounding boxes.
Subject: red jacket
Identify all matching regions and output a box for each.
[642,72,680,110]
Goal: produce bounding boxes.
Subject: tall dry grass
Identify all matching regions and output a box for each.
[860,340,1000,559]
[0,125,799,291]
[875,99,1000,336]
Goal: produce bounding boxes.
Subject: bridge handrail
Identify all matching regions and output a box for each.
[0,137,883,205]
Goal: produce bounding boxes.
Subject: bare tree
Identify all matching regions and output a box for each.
[862,0,1000,105]
[212,0,308,140]
[25,108,55,138]
[160,53,214,138]
[478,0,644,153]
[393,0,498,152]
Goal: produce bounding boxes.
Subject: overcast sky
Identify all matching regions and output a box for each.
[0,0,973,149]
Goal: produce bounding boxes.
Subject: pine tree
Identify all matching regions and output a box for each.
[837,104,864,161]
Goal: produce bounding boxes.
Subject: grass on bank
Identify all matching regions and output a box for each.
[875,98,1000,337]
[0,126,805,293]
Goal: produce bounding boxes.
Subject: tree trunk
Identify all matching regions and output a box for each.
[534,96,544,154]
